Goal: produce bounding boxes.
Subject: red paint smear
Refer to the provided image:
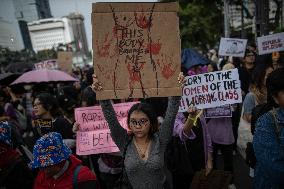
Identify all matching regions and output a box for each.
[156,54,177,79]
[112,26,118,38]
[97,64,111,79]
[135,12,152,29]
[161,64,177,79]
[96,33,112,58]
[146,40,161,55]
[127,64,144,82]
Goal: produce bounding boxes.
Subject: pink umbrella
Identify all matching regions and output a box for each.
[10,69,78,85]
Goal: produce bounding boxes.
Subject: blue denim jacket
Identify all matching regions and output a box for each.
[253,108,284,189]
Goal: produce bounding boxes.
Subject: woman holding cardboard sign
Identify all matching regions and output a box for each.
[91,73,184,189]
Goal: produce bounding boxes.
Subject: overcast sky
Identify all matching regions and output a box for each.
[49,0,157,50]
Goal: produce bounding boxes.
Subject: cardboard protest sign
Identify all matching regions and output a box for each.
[75,102,137,155]
[204,104,232,118]
[32,119,53,136]
[57,51,73,74]
[218,38,247,57]
[179,69,242,112]
[257,32,284,55]
[92,2,181,100]
[34,59,58,70]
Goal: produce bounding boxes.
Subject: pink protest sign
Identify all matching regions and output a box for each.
[75,102,137,155]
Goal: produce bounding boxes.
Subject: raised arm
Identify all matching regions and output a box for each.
[173,112,196,141]
[159,96,181,151]
[91,74,129,151]
[100,100,129,151]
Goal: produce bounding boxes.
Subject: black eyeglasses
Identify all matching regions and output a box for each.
[33,102,42,107]
[129,118,149,127]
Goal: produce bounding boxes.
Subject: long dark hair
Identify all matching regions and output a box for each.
[267,68,284,98]
[34,93,62,118]
[251,63,273,89]
[127,102,158,137]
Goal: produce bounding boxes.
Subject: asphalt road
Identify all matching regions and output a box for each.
[215,151,253,189]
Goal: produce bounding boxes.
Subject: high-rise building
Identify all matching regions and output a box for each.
[11,0,52,49]
[13,0,52,22]
[67,12,89,56]
[0,19,23,51]
[0,0,24,50]
[28,18,74,52]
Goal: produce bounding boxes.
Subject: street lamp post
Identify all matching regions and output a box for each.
[224,0,231,38]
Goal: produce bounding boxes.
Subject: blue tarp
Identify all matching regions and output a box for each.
[181,48,210,69]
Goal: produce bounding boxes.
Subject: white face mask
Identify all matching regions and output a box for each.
[17,104,24,111]
[24,85,32,91]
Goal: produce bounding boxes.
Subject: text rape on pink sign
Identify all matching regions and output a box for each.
[179,68,242,112]
[75,102,137,155]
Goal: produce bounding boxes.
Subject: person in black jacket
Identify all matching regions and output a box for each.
[0,120,34,189]
[32,93,74,143]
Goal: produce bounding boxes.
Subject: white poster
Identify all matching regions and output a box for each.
[257,32,284,55]
[179,68,242,112]
[218,38,247,57]
[34,59,58,70]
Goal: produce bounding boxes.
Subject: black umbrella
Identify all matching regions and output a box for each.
[0,73,20,86]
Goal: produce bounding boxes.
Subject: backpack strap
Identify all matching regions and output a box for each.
[73,165,82,189]
[270,108,283,143]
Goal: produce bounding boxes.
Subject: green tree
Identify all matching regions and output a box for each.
[160,0,223,51]
[36,48,57,61]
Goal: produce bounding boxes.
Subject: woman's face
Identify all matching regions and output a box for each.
[33,98,48,117]
[273,90,284,108]
[129,110,151,138]
[207,64,214,73]
[42,163,63,177]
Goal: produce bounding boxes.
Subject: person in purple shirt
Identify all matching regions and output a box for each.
[206,111,235,178]
[173,107,213,174]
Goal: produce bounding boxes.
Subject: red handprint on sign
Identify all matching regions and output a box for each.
[156,53,178,79]
[134,12,152,29]
[95,32,113,58]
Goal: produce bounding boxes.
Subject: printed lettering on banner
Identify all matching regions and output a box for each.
[34,59,58,70]
[75,102,137,155]
[204,104,232,118]
[257,32,284,55]
[179,68,242,112]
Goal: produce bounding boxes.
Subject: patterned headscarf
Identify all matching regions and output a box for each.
[29,132,71,169]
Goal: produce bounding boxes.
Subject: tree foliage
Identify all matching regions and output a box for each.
[0,42,73,69]
[160,0,224,51]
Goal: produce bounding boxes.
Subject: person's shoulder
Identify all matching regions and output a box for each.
[34,170,45,183]
[244,92,255,102]
[245,92,255,98]
[256,111,274,130]
[77,165,97,182]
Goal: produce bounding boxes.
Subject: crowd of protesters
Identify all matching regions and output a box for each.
[0,45,284,189]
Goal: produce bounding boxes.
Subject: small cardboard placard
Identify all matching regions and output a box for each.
[92,2,181,100]
[179,69,242,112]
[257,32,284,55]
[57,51,73,74]
[218,38,247,57]
[75,102,136,155]
[34,59,58,70]
[204,104,232,118]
